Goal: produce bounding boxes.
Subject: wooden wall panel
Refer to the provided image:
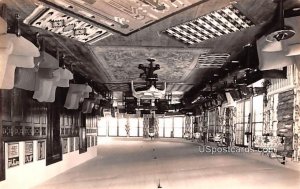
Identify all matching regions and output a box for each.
[1,89,48,141]
[0,87,98,180]
[1,90,12,122]
[46,88,63,166]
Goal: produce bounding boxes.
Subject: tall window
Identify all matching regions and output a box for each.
[138,118,143,137]
[108,117,118,136]
[129,118,139,137]
[98,118,107,136]
[158,117,164,137]
[252,95,264,137]
[118,118,127,136]
[235,99,251,146]
[164,117,173,137]
[173,117,183,137]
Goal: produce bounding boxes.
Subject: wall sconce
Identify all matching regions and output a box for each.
[0,14,40,89]
[262,133,271,143]
[277,133,285,144]
[64,84,92,109]
[262,80,271,106]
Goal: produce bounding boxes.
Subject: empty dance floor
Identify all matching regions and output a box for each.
[34,138,300,189]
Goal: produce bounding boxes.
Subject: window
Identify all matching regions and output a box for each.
[173,117,183,138]
[252,95,264,137]
[108,117,117,136]
[129,118,139,137]
[235,99,251,146]
[98,118,107,136]
[164,117,173,138]
[118,118,127,137]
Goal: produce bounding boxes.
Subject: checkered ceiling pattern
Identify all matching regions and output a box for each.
[164,5,254,45]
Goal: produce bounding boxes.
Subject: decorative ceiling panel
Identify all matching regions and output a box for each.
[39,0,208,35]
[196,53,230,68]
[164,4,255,44]
[90,46,209,84]
[24,4,112,44]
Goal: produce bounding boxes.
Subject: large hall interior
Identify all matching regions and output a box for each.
[0,0,300,188]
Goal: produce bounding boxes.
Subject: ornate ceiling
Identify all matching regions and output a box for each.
[90,46,209,82]
[40,0,208,35]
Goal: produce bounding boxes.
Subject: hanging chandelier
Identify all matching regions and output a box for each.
[131,58,166,100]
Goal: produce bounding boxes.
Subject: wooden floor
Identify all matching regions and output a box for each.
[34,138,300,189]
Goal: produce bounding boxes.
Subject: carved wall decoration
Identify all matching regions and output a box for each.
[40,0,208,35]
[91,46,209,84]
[24,4,112,44]
[164,4,255,44]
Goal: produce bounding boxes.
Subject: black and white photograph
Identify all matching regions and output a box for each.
[24,142,33,164]
[69,137,74,152]
[37,140,46,160]
[7,143,19,168]
[75,137,79,151]
[62,138,68,154]
[0,0,300,188]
